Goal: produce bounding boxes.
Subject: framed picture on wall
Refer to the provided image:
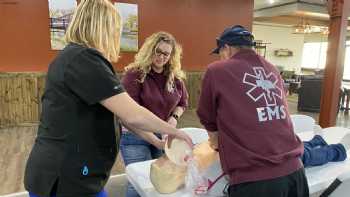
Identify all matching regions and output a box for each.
[115,2,138,52]
[48,0,77,50]
[48,1,138,51]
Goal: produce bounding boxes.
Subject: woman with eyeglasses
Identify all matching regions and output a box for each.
[120,32,189,197]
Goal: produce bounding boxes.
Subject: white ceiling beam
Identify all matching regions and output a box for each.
[296,2,327,16]
[254,1,327,18]
[254,3,298,18]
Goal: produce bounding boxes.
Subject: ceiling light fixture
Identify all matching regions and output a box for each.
[293,18,329,35]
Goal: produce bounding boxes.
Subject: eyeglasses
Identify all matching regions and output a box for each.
[154,48,171,58]
[159,36,171,42]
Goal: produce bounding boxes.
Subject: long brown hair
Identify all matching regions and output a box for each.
[65,0,121,62]
[125,32,186,92]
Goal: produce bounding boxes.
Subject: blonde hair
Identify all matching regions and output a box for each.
[125,32,186,92]
[65,0,121,62]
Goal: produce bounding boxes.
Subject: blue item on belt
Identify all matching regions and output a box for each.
[82,165,89,176]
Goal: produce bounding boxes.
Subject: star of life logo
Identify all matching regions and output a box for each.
[243,67,283,106]
[242,67,286,122]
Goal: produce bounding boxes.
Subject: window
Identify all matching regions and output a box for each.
[301,42,328,69]
[301,41,350,80]
[343,44,350,80]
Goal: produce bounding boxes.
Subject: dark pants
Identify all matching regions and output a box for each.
[29,189,107,197]
[228,168,309,197]
[120,132,163,197]
[301,135,347,167]
[28,177,108,197]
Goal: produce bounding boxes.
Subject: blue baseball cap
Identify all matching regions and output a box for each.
[211,25,255,54]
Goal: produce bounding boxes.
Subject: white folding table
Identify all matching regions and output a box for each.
[126,128,350,196]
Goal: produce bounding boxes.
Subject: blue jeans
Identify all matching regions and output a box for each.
[120,132,163,197]
[29,189,108,197]
[302,135,347,167]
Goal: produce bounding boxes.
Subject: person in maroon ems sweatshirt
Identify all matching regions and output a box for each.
[196,25,309,197]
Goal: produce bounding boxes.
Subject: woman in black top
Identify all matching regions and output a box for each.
[24,0,192,197]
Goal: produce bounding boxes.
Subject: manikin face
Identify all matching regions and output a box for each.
[152,41,173,73]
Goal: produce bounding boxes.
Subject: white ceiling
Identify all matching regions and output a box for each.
[253,0,337,26]
[254,0,326,10]
[255,0,296,10]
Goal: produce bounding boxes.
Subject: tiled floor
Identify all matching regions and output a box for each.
[0,97,349,196]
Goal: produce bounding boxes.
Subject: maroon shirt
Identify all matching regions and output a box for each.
[197,49,304,185]
[122,69,188,121]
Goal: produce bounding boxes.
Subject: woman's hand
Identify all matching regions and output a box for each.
[167,129,193,149]
[154,138,166,150]
[167,116,177,128]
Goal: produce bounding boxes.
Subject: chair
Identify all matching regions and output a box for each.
[298,77,323,112]
[321,127,350,145]
[320,170,350,197]
[290,114,315,133]
[340,85,350,111]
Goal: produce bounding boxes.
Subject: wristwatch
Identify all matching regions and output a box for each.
[171,113,179,120]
